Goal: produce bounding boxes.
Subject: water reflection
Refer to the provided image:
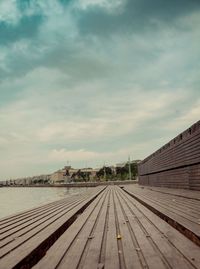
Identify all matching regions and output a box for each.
[0,187,87,219]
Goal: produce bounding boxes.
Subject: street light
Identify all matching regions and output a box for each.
[128,156,132,180]
[104,162,106,180]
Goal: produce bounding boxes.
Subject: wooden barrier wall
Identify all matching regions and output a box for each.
[138,120,200,190]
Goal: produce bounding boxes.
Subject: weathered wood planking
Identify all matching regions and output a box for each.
[124,184,200,246]
[138,120,200,190]
[0,186,105,269]
[140,185,200,200]
[139,121,200,174]
[33,186,200,269]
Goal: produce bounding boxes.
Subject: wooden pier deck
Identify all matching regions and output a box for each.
[123,185,200,246]
[0,185,200,269]
[0,187,105,269]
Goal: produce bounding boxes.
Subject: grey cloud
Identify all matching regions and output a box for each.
[76,0,200,37]
[1,0,199,85]
[0,15,43,45]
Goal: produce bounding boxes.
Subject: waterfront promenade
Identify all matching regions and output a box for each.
[0,184,200,269]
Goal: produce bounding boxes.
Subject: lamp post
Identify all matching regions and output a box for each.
[104,162,106,181]
[128,156,132,180]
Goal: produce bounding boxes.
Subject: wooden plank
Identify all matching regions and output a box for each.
[125,190,200,219]
[0,196,90,248]
[123,185,200,243]
[0,190,95,227]
[79,190,110,269]
[115,189,167,269]
[56,189,109,269]
[113,189,144,269]
[0,191,92,236]
[138,128,200,176]
[117,187,200,269]
[0,195,79,225]
[33,188,110,269]
[34,186,200,269]
[124,186,200,221]
[0,195,87,234]
[0,187,105,269]
[103,189,120,269]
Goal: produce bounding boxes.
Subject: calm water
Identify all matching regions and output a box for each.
[0,187,87,219]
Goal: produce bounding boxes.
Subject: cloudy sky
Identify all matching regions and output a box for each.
[0,0,200,179]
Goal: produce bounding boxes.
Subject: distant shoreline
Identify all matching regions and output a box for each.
[1,180,138,188]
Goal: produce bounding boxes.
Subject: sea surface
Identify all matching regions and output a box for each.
[0,187,87,219]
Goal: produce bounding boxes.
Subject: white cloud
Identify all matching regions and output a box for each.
[77,0,126,13]
[0,49,9,71]
[0,136,8,146]
[164,99,200,133]
[48,147,136,165]
[0,64,191,151]
[47,135,163,166]
[0,3,200,179]
[49,148,106,162]
[35,87,183,144]
[0,0,21,25]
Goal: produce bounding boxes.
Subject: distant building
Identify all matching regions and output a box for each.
[12,174,51,185]
[50,166,79,184]
[50,166,101,184]
[8,159,141,185]
[50,170,65,183]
